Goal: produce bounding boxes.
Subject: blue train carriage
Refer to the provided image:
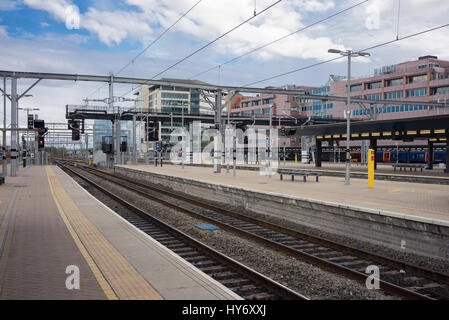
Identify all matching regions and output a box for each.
[409,150,446,164]
[433,150,446,164]
[376,150,446,164]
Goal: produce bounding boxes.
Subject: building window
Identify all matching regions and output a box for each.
[431,72,449,80]
[254,109,261,115]
[242,111,251,116]
[431,86,449,95]
[350,84,362,92]
[161,92,189,100]
[407,88,427,97]
[385,91,404,99]
[366,93,382,100]
[408,74,428,84]
[385,78,404,87]
[263,108,271,115]
[366,81,382,90]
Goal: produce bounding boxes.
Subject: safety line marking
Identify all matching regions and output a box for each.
[46,166,118,300]
[47,166,163,300]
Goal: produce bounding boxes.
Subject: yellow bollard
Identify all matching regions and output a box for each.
[295,154,298,164]
[368,149,374,188]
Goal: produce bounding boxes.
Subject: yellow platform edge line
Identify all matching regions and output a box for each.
[45,166,118,300]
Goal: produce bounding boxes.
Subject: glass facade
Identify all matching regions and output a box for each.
[353,104,428,116]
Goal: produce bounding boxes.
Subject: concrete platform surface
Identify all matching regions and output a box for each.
[0,165,240,300]
[120,164,449,227]
[277,162,449,178]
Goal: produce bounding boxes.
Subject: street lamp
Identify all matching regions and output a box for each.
[328,49,370,185]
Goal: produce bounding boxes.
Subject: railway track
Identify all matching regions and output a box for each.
[58,160,449,300]
[58,162,308,301]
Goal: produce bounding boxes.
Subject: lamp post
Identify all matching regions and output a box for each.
[328,49,370,185]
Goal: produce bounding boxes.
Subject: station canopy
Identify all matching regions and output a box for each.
[295,114,449,143]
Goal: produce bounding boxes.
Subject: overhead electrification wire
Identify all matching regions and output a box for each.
[189,0,369,79]
[242,23,449,87]
[119,0,283,98]
[86,0,203,99]
[150,0,282,80]
[115,0,203,77]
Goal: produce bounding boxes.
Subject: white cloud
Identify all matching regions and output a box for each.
[0,25,8,39]
[82,8,152,46]
[296,0,335,12]
[10,0,449,84]
[23,0,70,20]
[24,0,153,46]
[0,0,22,10]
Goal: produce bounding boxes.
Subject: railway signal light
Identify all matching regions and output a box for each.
[71,120,80,141]
[38,136,45,149]
[72,130,80,141]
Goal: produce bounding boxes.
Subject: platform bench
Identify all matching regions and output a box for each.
[392,164,425,172]
[278,170,322,182]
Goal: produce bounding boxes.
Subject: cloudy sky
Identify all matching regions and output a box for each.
[0,0,448,126]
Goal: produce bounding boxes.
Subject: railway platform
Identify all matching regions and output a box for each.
[116,164,449,261]
[120,164,449,224]
[160,161,449,185]
[0,165,240,300]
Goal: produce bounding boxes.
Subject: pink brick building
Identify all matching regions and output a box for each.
[299,55,449,147]
[301,55,449,121]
